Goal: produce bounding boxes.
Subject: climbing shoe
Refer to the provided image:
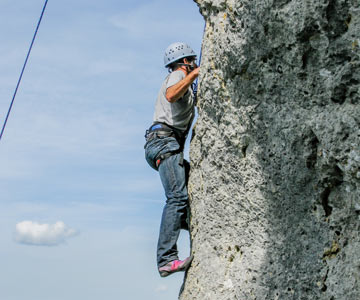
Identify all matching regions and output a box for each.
[158,255,193,277]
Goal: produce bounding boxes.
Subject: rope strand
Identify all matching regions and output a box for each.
[192,22,206,103]
[0,0,49,141]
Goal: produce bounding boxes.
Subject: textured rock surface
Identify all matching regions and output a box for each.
[181,0,360,299]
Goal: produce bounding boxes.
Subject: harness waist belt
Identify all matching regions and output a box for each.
[145,123,178,142]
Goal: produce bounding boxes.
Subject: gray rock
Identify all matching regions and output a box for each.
[180,0,360,299]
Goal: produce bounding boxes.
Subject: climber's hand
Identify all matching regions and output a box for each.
[191,67,200,77]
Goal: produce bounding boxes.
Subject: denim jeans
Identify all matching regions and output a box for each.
[144,135,190,267]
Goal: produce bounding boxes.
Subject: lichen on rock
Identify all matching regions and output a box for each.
[181,0,360,299]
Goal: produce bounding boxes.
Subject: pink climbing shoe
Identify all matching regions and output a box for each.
[158,255,193,277]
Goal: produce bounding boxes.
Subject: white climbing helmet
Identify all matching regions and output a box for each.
[164,42,196,68]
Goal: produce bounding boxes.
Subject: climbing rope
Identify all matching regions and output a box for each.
[192,22,206,102]
[0,0,49,141]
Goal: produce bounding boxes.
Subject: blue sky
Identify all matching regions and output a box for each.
[0,0,204,299]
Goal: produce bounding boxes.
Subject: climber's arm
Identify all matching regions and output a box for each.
[166,67,200,103]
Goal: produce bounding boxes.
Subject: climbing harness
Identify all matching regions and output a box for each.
[145,122,188,147]
[0,0,49,142]
[145,123,177,142]
[155,151,181,168]
[144,123,186,169]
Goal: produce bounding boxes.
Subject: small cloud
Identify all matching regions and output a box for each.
[14,221,77,246]
[155,284,168,293]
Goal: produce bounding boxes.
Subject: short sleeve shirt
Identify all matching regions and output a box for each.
[153,70,195,133]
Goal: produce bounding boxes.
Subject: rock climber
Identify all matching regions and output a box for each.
[144,42,200,277]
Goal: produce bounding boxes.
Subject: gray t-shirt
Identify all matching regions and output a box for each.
[153,70,195,132]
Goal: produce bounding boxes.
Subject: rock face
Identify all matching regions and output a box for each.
[181,0,360,299]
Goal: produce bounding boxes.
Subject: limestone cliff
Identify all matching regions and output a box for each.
[182,0,360,299]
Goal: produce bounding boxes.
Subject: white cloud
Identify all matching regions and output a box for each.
[15,221,77,246]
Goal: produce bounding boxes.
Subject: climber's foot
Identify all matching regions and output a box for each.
[158,255,193,277]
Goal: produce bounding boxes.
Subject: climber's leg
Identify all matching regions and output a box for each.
[157,152,189,268]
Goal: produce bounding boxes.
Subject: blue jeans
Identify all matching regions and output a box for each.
[144,136,190,268]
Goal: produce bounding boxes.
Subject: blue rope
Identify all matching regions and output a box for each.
[193,22,206,102]
[0,0,49,141]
